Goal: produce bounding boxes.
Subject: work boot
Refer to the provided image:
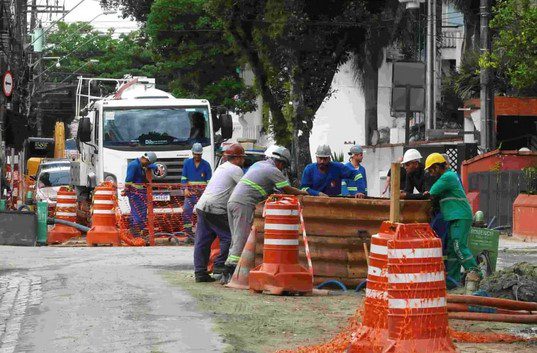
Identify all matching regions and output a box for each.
[195,272,216,283]
[220,265,236,285]
[212,265,226,275]
[464,270,482,294]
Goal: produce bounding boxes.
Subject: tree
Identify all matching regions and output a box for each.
[100,0,154,22]
[483,0,537,93]
[145,0,256,114]
[207,0,367,172]
[45,22,158,81]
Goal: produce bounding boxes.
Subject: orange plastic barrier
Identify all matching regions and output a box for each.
[512,193,537,242]
[47,187,81,244]
[227,227,257,290]
[207,238,220,273]
[249,195,313,295]
[347,222,395,353]
[86,182,120,246]
[383,223,455,353]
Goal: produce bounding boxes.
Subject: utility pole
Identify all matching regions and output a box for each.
[425,0,436,136]
[480,0,494,151]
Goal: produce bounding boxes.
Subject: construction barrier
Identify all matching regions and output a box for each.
[347,222,396,353]
[226,227,257,290]
[47,187,81,244]
[249,195,312,295]
[382,223,455,353]
[86,182,120,246]
[253,196,431,287]
[118,182,206,245]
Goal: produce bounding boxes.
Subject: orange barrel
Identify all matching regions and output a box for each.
[348,221,395,353]
[86,182,120,246]
[249,195,313,295]
[48,187,81,244]
[383,223,456,353]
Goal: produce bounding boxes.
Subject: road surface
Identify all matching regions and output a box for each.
[0,246,223,353]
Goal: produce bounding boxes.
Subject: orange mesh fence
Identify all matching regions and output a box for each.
[275,222,534,353]
[115,182,206,246]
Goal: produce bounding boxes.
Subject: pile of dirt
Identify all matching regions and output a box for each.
[480,262,537,302]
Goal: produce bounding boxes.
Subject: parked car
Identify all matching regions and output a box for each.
[34,160,72,211]
[215,149,266,173]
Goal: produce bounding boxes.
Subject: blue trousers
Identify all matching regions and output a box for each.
[127,190,147,236]
[183,195,198,237]
[193,210,232,274]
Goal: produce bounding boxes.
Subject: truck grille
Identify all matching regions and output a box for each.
[127,158,185,184]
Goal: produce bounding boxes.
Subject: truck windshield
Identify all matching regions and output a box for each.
[102,106,210,150]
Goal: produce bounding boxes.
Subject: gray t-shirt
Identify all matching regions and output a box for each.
[195,161,243,214]
[228,159,290,207]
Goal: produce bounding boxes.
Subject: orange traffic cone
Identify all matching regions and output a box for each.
[207,238,220,273]
[226,227,257,290]
[248,195,312,295]
[48,187,81,244]
[382,223,456,353]
[86,182,120,246]
[348,221,396,353]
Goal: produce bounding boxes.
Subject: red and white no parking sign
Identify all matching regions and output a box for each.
[2,70,13,97]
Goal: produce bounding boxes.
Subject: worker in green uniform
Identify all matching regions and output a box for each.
[424,153,482,288]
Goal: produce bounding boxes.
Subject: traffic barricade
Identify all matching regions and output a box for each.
[48,187,81,244]
[86,182,120,246]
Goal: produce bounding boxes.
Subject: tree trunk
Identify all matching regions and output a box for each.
[363,60,379,145]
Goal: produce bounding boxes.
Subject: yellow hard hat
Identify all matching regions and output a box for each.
[424,153,447,170]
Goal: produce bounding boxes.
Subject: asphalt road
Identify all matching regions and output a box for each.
[0,246,223,353]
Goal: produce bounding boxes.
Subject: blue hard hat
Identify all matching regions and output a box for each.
[192,143,203,154]
[348,145,363,155]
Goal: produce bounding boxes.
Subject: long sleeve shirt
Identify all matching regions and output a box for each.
[300,162,363,196]
[342,162,367,196]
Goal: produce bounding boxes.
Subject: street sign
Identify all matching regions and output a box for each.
[2,71,14,97]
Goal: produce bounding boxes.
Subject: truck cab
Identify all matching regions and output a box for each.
[72,76,232,192]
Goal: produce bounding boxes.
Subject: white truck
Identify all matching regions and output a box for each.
[71,76,232,195]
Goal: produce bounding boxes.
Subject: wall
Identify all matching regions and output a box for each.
[362,144,404,197]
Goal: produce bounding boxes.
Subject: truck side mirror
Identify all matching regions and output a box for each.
[220,114,233,140]
[77,117,92,143]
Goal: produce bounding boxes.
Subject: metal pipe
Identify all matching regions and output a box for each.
[447,303,533,315]
[449,312,537,324]
[47,218,91,233]
[448,294,537,311]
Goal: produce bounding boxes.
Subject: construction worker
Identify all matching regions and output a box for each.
[193,143,246,282]
[124,152,160,237]
[382,157,406,196]
[181,143,212,240]
[424,153,481,288]
[399,149,437,200]
[222,146,308,283]
[300,145,365,197]
[342,145,367,198]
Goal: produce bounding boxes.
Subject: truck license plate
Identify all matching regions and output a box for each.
[153,193,170,202]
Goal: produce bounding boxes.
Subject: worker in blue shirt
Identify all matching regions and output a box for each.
[342,145,367,198]
[181,143,212,240]
[300,145,365,197]
[124,152,160,237]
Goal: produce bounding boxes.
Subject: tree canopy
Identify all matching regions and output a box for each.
[484,0,537,93]
[146,0,256,114]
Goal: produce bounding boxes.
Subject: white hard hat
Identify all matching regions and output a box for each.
[143,151,157,164]
[272,146,292,166]
[402,149,422,164]
[264,145,280,158]
[315,144,332,158]
[519,147,531,152]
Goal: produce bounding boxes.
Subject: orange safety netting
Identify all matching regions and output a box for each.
[114,182,206,246]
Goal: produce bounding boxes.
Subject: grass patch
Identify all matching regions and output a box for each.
[163,271,361,353]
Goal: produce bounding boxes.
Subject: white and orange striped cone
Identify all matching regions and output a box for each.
[226,227,257,290]
[249,195,312,295]
[86,182,120,246]
[382,223,456,353]
[348,221,396,353]
[48,187,81,244]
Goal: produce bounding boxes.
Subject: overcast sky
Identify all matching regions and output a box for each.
[40,0,139,35]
